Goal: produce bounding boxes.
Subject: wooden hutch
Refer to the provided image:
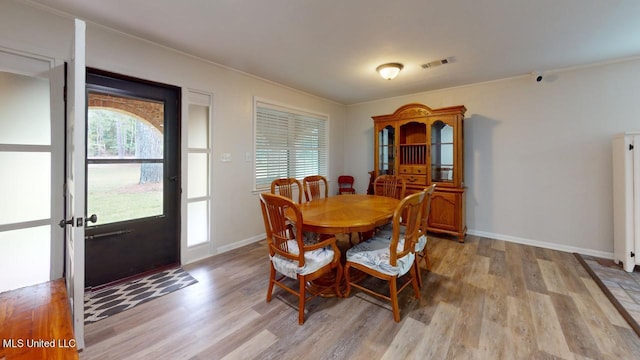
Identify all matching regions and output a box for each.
[372,103,467,242]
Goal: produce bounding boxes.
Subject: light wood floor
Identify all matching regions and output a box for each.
[79,235,640,359]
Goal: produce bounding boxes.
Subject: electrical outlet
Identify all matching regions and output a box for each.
[220,153,231,162]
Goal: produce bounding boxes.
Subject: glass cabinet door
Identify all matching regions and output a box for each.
[430,120,454,183]
[377,125,395,175]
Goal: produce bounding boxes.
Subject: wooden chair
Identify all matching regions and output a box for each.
[376,184,436,288]
[337,175,356,195]
[343,190,425,322]
[373,175,406,200]
[271,178,303,203]
[303,175,328,202]
[415,184,436,285]
[259,193,343,324]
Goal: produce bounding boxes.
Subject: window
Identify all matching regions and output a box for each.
[254,99,328,191]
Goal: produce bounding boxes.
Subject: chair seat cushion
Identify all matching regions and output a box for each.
[291,224,321,245]
[377,223,427,252]
[270,240,335,278]
[346,236,415,276]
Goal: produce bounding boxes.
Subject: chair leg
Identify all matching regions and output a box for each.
[424,251,432,270]
[410,265,421,300]
[298,276,306,325]
[343,263,352,297]
[415,261,423,289]
[390,277,400,322]
[334,263,343,297]
[266,265,276,302]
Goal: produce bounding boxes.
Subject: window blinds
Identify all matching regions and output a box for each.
[254,101,327,190]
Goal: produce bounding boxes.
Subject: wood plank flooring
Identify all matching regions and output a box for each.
[0,279,79,360]
[79,235,640,359]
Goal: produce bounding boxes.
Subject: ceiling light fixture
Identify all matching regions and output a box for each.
[376,63,404,80]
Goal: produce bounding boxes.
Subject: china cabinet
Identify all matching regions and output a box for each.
[373,103,467,241]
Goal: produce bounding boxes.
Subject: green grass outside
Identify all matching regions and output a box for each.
[87,164,163,225]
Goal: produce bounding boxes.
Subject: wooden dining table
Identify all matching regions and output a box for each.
[286,194,400,297]
[290,194,400,235]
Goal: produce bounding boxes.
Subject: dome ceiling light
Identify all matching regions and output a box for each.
[376,63,404,80]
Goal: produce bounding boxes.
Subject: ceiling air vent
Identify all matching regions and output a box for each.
[421,58,449,69]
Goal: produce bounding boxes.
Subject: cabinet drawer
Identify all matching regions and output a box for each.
[399,165,427,175]
[399,174,427,186]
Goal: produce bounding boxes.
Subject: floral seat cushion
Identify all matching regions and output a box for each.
[270,240,335,278]
[377,223,427,252]
[346,235,415,276]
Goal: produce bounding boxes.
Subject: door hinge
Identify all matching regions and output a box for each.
[631,251,635,258]
[630,144,634,151]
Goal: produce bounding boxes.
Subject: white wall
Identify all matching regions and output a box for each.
[0,1,347,262]
[346,58,640,257]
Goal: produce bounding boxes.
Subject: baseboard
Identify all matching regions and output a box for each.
[467,229,614,259]
[195,229,614,264]
[216,233,265,254]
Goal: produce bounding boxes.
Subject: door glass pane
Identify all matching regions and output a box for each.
[188,104,209,149]
[0,152,50,225]
[0,71,50,145]
[430,121,454,182]
[0,226,50,292]
[87,92,166,226]
[187,201,208,247]
[88,108,163,160]
[188,153,208,198]
[378,125,395,175]
[87,163,163,225]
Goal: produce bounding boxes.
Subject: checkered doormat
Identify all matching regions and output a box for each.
[84,267,197,324]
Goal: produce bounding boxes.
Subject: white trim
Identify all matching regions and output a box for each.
[0,45,55,78]
[467,229,614,259]
[217,233,264,254]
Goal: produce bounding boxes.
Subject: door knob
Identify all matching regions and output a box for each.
[85,214,98,224]
[58,218,73,228]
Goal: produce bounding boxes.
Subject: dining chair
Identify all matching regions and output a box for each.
[377,184,436,287]
[343,189,426,322]
[259,192,343,324]
[373,175,406,200]
[303,175,328,202]
[271,178,303,203]
[337,175,356,195]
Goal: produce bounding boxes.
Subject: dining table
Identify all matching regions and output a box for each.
[290,194,400,235]
[286,194,400,297]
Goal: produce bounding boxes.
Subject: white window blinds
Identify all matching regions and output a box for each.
[254,100,328,190]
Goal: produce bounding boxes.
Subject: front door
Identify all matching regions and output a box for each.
[84,69,180,287]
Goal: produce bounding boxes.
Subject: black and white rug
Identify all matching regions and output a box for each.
[84,267,197,324]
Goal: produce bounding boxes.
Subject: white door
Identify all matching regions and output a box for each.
[0,49,64,291]
[61,19,87,350]
[183,89,213,264]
